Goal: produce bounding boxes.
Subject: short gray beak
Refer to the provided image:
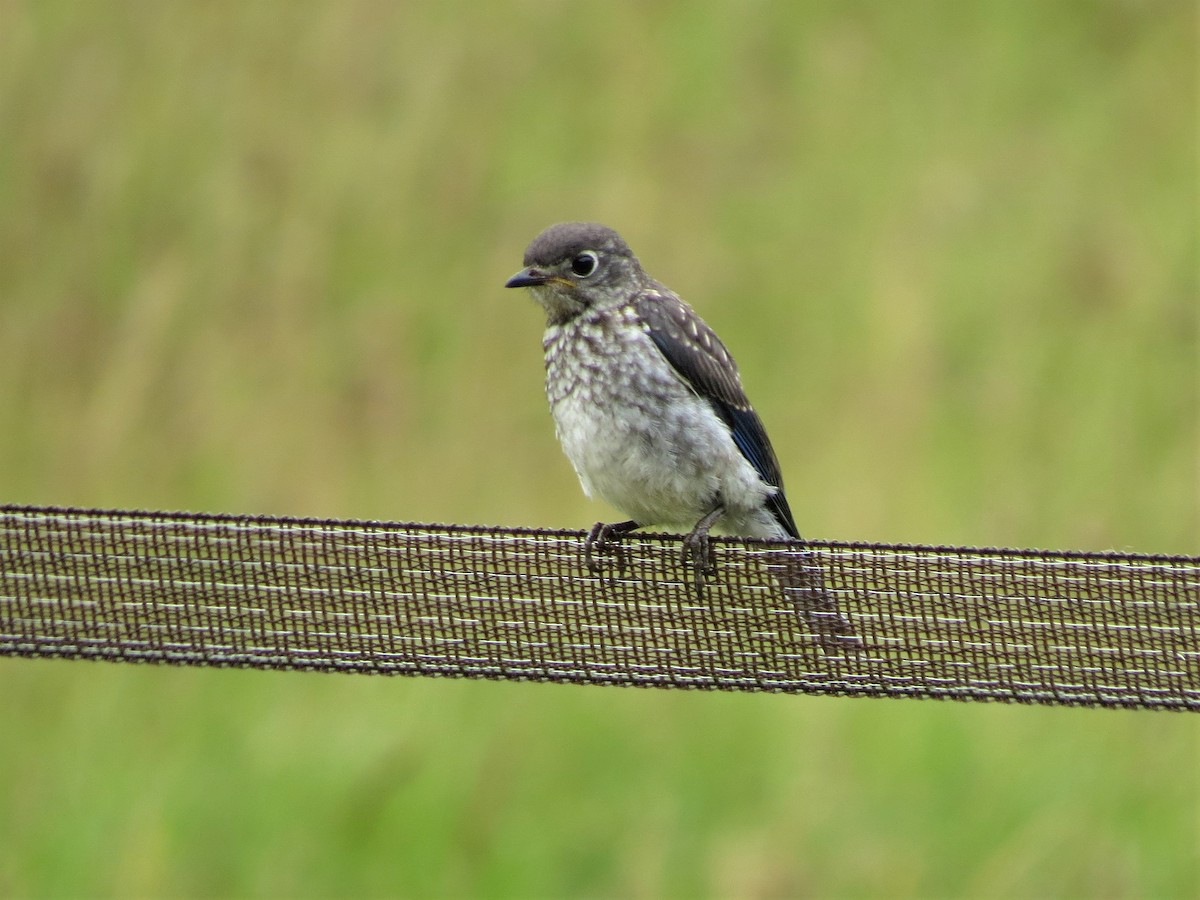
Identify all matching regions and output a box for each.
[504,266,549,288]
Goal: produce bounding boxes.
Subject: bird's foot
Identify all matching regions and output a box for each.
[584,520,640,573]
[680,505,725,585]
[681,530,717,577]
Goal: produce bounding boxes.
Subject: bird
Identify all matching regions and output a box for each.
[504,221,857,650]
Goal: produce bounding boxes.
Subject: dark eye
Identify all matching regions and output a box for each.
[570,251,598,278]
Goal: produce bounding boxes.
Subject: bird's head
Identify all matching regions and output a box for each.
[504,222,641,324]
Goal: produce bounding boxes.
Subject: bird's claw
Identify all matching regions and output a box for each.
[584,520,637,573]
[680,505,724,593]
[680,530,717,578]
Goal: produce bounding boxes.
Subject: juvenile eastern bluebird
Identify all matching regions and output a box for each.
[505,222,857,650]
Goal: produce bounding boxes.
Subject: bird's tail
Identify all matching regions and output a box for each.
[773,547,862,653]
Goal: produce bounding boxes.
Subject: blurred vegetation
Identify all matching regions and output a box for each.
[0,1,1196,897]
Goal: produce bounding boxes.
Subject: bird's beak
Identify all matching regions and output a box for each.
[504,266,550,289]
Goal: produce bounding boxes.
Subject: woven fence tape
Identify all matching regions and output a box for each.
[1,505,1197,709]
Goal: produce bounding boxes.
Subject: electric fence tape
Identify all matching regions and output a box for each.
[1,505,1196,710]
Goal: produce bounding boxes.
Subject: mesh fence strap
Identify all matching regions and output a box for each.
[1,505,1196,710]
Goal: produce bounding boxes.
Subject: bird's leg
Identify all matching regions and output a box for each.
[682,503,725,578]
[584,519,641,572]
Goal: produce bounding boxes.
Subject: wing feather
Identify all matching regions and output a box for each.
[634,291,800,539]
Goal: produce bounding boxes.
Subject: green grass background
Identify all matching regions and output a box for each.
[1,1,1196,897]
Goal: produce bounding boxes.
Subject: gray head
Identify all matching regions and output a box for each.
[504,222,645,324]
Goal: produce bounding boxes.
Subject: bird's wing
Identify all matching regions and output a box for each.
[633,290,800,539]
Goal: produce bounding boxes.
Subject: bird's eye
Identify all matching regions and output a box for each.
[570,251,599,278]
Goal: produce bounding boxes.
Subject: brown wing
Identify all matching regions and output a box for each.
[633,291,800,539]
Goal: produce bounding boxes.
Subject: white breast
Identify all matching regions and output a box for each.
[543,309,776,534]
